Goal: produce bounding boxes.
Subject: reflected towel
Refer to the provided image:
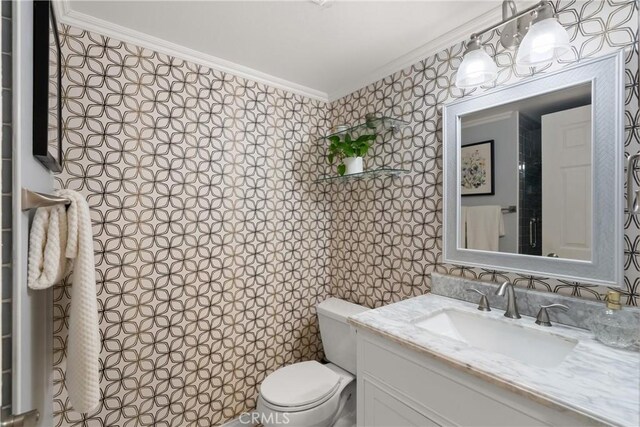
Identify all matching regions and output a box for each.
[465,205,505,251]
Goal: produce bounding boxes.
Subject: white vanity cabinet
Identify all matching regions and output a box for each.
[356,330,598,427]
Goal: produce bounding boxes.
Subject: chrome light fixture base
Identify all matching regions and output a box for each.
[463,37,482,55]
[498,1,554,51]
[500,12,534,50]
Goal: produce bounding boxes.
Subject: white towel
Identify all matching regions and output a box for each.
[27,204,67,289]
[465,205,505,251]
[58,189,100,413]
[27,190,100,413]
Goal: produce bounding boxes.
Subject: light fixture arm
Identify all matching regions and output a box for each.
[463,37,482,55]
[502,0,518,20]
[470,1,549,40]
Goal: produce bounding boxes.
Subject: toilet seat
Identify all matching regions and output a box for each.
[260,361,342,411]
[257,362,356,427]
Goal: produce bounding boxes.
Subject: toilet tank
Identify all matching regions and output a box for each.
[317,298,368,375]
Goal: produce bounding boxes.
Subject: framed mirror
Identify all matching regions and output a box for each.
[33,0,63,172]
[443,52,624,286]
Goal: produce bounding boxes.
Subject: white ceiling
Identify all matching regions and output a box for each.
[64,0,508,100]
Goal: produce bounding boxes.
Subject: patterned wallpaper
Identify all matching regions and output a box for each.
[51,0,637,426]
[54,27,331,426]
[327,0,639,308]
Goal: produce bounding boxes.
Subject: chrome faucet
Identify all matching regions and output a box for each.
[495,281,521,319]
[535,303,569,327]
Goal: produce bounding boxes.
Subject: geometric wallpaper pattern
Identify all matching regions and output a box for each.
[54,25,331,426]
[52,0,637,425]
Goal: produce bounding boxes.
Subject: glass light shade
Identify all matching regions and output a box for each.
[455,48,498,89]
[516,17,570,66]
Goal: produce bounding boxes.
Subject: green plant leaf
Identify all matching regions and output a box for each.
[343,145,354,157]
[327,132,376,166]
[337,164,346,176]
[356,134,375,143]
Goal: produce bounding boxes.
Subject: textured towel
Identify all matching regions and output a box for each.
[28,190,100,412]
[57,189,100,413]
[27,204,67,289]
[465,205,505,251]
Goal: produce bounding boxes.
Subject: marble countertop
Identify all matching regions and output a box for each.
[349,294,640,427]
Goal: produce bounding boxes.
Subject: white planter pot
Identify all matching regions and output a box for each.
[344,157,363,175]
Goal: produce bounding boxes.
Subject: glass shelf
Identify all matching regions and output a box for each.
[319,116,409,141]
[315,168,410,183]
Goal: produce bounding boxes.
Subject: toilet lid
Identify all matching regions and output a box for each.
[261,361,341,408]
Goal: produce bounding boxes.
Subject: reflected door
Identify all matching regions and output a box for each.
[541,105,592,260]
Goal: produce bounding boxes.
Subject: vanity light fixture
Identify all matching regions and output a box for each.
[455,1,571,89]
[455,38,498,89]
[516,2,570,66]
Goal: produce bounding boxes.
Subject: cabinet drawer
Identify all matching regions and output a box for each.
[363,376,440,427]
[359,334,586,426]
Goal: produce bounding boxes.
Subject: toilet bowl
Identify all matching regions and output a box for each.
[256,298,368,427]
[257,361,355,427]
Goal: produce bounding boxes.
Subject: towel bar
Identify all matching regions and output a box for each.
[21,188,71,211]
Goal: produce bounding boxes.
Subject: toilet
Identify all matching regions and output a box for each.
[257,298,368,427]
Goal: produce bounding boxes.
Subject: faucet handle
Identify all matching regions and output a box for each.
[535,303,569,327]
[466,288,491,311]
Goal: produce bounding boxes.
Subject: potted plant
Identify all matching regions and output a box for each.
[327,132,377,176]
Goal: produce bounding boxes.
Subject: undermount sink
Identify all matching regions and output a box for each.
[412,308,578,369]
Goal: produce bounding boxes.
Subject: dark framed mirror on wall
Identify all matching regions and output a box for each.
[33,0,63,172]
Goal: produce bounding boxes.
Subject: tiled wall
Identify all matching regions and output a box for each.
[49,0,638,426]
[53,26,331,426]
[326,0,639,307]
[518,114,542,256]
[1,0,11,417]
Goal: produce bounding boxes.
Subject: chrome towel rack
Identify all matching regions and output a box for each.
[501,205,517,214]
[21,188,71,211]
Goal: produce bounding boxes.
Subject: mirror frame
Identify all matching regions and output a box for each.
[33,0,63,172]
[443,51,624,287]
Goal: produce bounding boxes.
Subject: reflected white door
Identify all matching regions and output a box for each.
[541,105,592,260]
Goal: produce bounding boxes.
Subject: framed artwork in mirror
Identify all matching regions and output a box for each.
[33,0,63,172]
[461,140,494,196]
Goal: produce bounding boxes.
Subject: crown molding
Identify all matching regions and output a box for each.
[54,0,539,103]
[461,111,515,129]
[55,0,71,16]
[326,0,540,102]
[52,0,330,102]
